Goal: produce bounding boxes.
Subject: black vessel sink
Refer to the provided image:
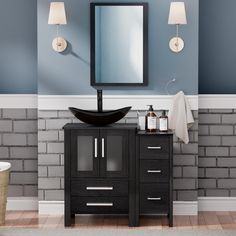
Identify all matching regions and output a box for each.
[69,106,132,126]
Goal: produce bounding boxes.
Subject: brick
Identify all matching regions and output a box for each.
[27,109,37,119]
[190,121,198,131]
[58,111,73,118]
[38,110,58,118]
[206,189,229,197]
[38,130,58,141]
[198,189,205,197]
[45,190,64,201]
[182,167,198,178]
[198,168,205,178]
[173,155,196,166]
[0,147,9,158]
[3,134,27,146]
[8,185,23,197]
[38,190,44,200]
[14,120,37,133]
[199,125,209,135]
[198,158,216,167]
[27,134,37,146]
[47,142,64,154]
[24,160,37,171]
[199,136,221,146]
[230,147,236,156]
[38,166,48,177]
[173,167,182,177]
[38,120,46,130]
[222,136,236,146]
[230,190,236,197]
[222,114,236,124]
[198,147,205,156]
[206,147,229,157]
[24,185,37,197]
[209,125,234,135]
[177,191,197,201]
[209,109,233,114]
[48,166,64,177]
[10,147,37,159]
[205,168,228,178]
[6,160,23,171]
[218,179,236,188]
[46,119,70,130]
[60,178,64,189]
[59,131,64,141]
[199,109,209,114]
[181,144,198,154]
[218,158,236,167]
[0,120,12,132]
[198,179,216,188]
[38,143,47,153]
[10,172,37,185]
[60,154,64,165]
[2,109,26,119]
[173,179,196,190]
[38,178,60,189]
[38,154,60,165]
[229,168,236,177]
[199,114,221,124]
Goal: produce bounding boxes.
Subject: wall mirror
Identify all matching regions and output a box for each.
[90,3,148,86]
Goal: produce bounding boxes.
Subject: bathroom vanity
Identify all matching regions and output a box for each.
[64,123,173,227]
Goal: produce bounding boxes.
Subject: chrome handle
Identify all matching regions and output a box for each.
[147,170,162,173]
[86,187,113,191]
[147,146,162,150]
[86,203,113,207]
[147,197,161,201]
[102,138,105,158]
[94,138,98,158]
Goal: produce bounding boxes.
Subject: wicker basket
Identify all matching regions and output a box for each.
[0,167,10,225]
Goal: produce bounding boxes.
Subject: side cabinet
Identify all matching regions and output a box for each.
[64,123,137,227]
[136,131,173,227]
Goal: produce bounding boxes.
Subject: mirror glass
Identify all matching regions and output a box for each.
[91,3,148,86]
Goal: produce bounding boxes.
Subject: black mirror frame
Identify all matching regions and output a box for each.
[90,2,148,87]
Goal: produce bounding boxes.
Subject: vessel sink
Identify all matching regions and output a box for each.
[69,106,132,126]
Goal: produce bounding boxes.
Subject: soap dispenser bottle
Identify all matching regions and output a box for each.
[146,105,157,132]
[159,110,168,132]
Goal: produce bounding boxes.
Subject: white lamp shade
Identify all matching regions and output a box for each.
[168,2,187,25]
[48,2,67,25]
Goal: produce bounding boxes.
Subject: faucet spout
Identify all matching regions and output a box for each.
[97,90,103,112]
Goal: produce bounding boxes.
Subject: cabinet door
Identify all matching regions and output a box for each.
[100,130,128,178]
[71,130,99,177]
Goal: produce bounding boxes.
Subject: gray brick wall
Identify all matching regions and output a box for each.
[0,109,38,197]
[38,109,199,201]
[199,109,236,197]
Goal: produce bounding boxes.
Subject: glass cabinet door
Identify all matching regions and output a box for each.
[71,130,99,177]
[100,130,128,177]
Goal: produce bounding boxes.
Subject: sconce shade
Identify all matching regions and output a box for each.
[48,2,67,25]
[168,2,187,25]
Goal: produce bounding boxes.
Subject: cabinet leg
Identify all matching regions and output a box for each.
[168,214,173,227]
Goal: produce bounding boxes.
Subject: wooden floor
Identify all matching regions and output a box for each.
[1,211,236,229]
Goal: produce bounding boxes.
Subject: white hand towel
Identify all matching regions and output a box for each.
[168,91,194,144]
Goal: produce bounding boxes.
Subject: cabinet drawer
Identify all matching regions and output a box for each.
[71,196,128,214]
[140,183,169,214]
[140,136,169,158]
[140,160,169,183]
[71,179,128,196]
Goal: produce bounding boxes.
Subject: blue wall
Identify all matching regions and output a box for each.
[199,0,236,94]
[38,0,199,95]
[0,0,37,94]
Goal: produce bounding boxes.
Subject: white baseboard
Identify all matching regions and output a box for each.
[7,197,38,211]
[198,197,236,211]
[38,201,198,215]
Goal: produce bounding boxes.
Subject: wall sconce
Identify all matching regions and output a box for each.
[48,2,67,52]
[168,2,187,53]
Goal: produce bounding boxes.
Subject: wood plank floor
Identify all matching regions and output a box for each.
[1,211,236,229]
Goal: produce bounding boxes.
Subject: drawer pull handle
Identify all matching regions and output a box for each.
[147,170,162,173]
[147,146,162,150]
[94,138,98,158]
[147,197,161,201]
[86,187,113,191]
[86,203,113,207]
[102,138,105,158]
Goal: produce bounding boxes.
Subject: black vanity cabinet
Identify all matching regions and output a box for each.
[64,123,137,227]
[136,131,173,227]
